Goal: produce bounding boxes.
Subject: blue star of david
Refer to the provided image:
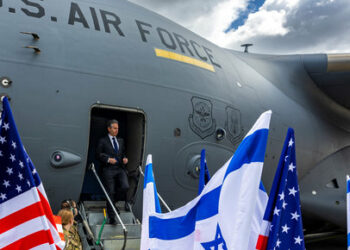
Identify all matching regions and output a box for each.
[201,224,227,250]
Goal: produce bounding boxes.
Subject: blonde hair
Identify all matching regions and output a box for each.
[57,209,73,226]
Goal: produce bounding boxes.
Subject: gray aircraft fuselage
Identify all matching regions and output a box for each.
[1,0,350,232]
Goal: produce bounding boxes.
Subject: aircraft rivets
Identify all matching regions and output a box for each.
[0,77,12,88]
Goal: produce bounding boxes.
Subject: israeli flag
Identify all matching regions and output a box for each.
[141,155,161,250]
[347,175,350,250]
[142,110,272,249]
[198,149,211,195]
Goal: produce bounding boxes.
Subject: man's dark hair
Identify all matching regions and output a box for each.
[107,119,119,128]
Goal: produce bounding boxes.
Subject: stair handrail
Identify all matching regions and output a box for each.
[138,166,172,212]
[89,163,128,250]
[78,202,95,241]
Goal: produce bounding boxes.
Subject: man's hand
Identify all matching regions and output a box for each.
[123,158,128,164]
[108,158,117,164]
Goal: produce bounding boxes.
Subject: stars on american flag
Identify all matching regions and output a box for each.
[289,187,298,196]
[6,167,13,175]
[2,122,9,130]
[18,172,24,180]
[281,224,290,234]
[278,191,285,201]
[3,179,10,188]
[265,129,305,249]
[9,154,16,162]
[0,136,6,144]
[0,192,6,200]
[294,235,303,245]
[288,138,294,147]
[15,185,22,193]
[291,211,300,221]
[273,207,281,216]
[282,201,288,209]
[288,163,296,172]
[275,238,281,247]
[0,108,41,206]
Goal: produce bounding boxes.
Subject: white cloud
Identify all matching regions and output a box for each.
[188,0,248,45]
[216,9,289,48]
[129,0,350,54]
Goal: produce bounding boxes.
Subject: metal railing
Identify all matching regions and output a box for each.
[89,163,128,250]
[138,166,172,212]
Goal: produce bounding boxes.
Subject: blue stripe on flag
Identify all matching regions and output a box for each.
[149,186,221,240]
[144,163,154,189]
[144,162,162,213]
[225,129,268,178]
[347,178,350,194]
[259,182,266,192]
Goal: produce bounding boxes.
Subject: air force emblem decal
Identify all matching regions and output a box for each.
[225,106,243,144]
[189,97,216,139]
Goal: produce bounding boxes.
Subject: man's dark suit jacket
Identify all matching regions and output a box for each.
[96,136,126,168]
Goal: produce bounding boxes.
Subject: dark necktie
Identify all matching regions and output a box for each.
[112,137,119,154]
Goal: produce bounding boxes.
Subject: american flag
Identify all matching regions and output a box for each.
[0,97,64,250]
[256,128,305,250]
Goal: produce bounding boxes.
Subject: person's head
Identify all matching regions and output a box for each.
[107,119,119,137]
[61,199,78,217]
[57,209,74,227]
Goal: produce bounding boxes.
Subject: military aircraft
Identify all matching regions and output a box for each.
[0,0,349,241]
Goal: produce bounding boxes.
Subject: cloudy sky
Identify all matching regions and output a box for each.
[129,0,350,54]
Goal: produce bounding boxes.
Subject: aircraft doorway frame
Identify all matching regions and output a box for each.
[81,103,147,204]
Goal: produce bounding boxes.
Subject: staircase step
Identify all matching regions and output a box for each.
[88,211,136,225]
[93,224,141,240]
[102,238,140,250]
[83,200,107,210]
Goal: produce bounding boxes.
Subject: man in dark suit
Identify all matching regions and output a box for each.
[96,119,130,224]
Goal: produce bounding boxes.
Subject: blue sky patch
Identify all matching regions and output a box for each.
[224,0,265,32]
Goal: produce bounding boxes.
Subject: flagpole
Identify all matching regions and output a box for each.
[347,175,350,250]
[139,166,171,212]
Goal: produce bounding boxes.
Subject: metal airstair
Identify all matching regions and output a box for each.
[77,164,142,250]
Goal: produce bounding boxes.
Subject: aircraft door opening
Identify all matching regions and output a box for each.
[80,105,146,205]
